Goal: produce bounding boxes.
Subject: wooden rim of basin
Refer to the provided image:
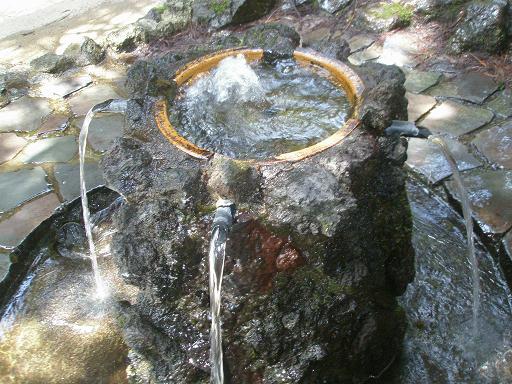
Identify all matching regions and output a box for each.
[154,47,365,163]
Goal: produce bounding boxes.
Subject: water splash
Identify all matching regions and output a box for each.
[172,55,350,159]
[78,99,127,299]
[186,54,265,104]
[430,136,481,336]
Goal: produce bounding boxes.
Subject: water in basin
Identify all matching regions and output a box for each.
[169,54,352,159]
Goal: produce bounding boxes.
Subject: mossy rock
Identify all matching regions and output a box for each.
[192,0,277,29]
[357,1,415,32]
[450,0,509,54]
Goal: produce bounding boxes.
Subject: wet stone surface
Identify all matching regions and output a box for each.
[0,167,50,213]
[445,168,512,235]
[84,113,125,153]
[0,192,60,248]
[0,133,27,164]
[406,136,482,184]
[427,72,499,104]
[418,100,494,136]
[68,84,121,116]
[485,89,512,118]
[16,135,77,164]
[404,70,442,94]
[54,162,104,201]
[472,120,512,169]
[407,92,437,122]
[0,97,52,132]
[392,181,512,383]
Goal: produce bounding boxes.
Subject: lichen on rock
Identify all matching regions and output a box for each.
[450,0,510,53]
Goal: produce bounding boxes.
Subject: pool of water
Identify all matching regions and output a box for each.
[2,182,511,383]
[0,194,137,384]
[169,54,352,159]
[382,181,512,383]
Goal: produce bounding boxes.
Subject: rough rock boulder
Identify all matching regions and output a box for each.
[102,29,415,383]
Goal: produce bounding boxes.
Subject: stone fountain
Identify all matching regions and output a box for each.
[100,24,415,383]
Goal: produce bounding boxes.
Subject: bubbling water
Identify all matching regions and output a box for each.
[170,54,351,159]
[188,54,265,104]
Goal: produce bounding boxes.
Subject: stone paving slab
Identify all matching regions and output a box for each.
[404,70,442,94]
[445,169,512,235]
[0,192,60,249]
[347,44,382,66]
[68,84,121,116]
[35,74,92,98]
[0,132,27,164]
[80,113,125,153]
[377,33,420,68]
[16,135,78,164]
[301,26,332,46]
[36,114,69,136]
[485,89,512,118]
[0,97,52,132]
[54,162,104,201]
[406,136,482,184]
[472,120,512,169]
[407,92,437,122]
[426,72,499,104]
[0,251,9,281]
[418,100,494,136]
[0,167,50,213]
[347,35,375,53]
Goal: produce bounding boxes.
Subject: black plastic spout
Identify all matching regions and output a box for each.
[91,99,128,114]
[385,120,432,139]
[212,199,236,234]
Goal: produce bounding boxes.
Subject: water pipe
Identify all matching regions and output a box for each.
[212,199,236,236]
[385,120,432,139]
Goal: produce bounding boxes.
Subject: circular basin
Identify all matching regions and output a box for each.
[154,48,365,163]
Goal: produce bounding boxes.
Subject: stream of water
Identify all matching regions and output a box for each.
[208,227,228,384]
[385,181,512,383]
[430,136,481,336]
[79,99,127,299]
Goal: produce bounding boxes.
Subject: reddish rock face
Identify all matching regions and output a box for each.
[276,244,304,272]
[227,219,304,292]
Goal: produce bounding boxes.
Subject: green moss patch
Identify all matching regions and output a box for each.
[210,0,230,15]
[372,2,414,24]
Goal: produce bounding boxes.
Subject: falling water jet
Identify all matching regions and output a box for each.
[208,199,236,384]
[430,136,481,337]
[385,121,481,337]
[79,99,128,300]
